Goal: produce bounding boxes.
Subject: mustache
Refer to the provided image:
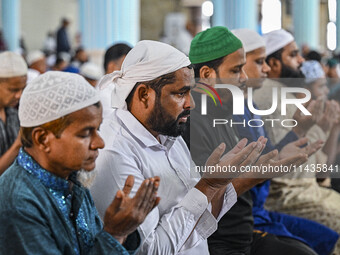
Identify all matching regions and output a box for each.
[177,110,191,120]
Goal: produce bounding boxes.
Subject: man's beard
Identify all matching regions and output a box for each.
[280,62,305,78]
[77,168,97,188]
[147,96,190,137]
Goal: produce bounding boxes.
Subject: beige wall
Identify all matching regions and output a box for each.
[140,0,184,40]
[21,0,78,51]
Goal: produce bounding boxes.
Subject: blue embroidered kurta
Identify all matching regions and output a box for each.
[0,148,139,255]
[233,102,339,255]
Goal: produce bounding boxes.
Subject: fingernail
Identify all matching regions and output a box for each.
[145,180,149,185]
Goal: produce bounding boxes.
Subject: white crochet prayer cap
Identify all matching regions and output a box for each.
[80,62,103,81]
[97,40,191,109]
[0,51,27,78]
[232,28,265,53]
[26,50,45,66]
[263,29,294,56]
[300,60,325,84]
[19,71,100,127]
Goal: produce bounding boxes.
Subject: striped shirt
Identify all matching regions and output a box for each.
[0,107,20,157]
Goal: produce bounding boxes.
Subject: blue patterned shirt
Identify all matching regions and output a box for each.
[0,148,140,255]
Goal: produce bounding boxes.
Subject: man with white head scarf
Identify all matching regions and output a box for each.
[0,71,161,254]
[91,40,267,254]
[0,51,27,175]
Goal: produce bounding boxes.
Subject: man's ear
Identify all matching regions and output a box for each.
[106,61,118,74]
[268,58,282,76]
[136,84,152,108]
[31,128,52,153]
[199,65,217,79]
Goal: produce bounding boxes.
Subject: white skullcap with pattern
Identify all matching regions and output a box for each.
[0,51,27,78]
[19,71,100,127]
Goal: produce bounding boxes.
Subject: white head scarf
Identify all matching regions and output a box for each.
[263,29,294,56]
[98,40,191,109]
[19,71,100,127]
[232,28,265,53]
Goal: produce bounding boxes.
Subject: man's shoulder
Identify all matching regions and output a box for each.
[99,112,136,150]
[0,162,48,211]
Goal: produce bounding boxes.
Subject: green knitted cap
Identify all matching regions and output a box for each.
[189,26,243,64]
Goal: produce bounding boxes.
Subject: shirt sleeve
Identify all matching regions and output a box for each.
[91,148,236,255]
[0,202,138,255]
[90,230,139,255]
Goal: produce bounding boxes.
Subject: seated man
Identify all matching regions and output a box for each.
[232,28,339,255]
[187,26,324,255]
[90,40,271,254]
[0,51,27,175]
[0,71,160,254]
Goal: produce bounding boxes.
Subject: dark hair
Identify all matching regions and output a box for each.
[20,102,101,148]
[125,65,193,110]
[104,43,132,72]
[266,48,284,64]
[75,47,85,55]
[192,56,225,78]
[306,50,321,62]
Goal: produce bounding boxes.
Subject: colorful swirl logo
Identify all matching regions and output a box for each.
[196,81,223,106]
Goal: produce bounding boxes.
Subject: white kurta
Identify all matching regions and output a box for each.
[91,109,237,255]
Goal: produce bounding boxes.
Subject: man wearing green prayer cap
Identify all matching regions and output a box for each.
[185,26,318,255]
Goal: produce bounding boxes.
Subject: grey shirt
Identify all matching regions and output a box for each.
[0,107,20,157]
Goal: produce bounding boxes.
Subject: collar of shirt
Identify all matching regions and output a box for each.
[17,148,93,254]
[116,108,176,151]
[17,148,74,192]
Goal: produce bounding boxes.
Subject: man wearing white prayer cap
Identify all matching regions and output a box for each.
[232,28,270,89]
[80,62,103,87]
[91,40,265,254]
[232,29,339,255]
[252,29,309,145]
[251,30,340,255]
[26,50,47,83]
[0,71,161,254]
[26,50,47,74]
[263,29,304,79]
[0,51,27,175]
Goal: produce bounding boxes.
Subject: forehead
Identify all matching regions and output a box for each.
[63,104,102,130]
[282,41,298,54]
[163,67,195,90]
[0,75,27,88]
[220,48,246,68]
[246,47,266,59]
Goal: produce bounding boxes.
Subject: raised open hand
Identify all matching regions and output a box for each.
[103,175,160,244]
[201,137,267,189]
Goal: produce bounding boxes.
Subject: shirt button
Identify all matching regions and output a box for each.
[69,212,74,217]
